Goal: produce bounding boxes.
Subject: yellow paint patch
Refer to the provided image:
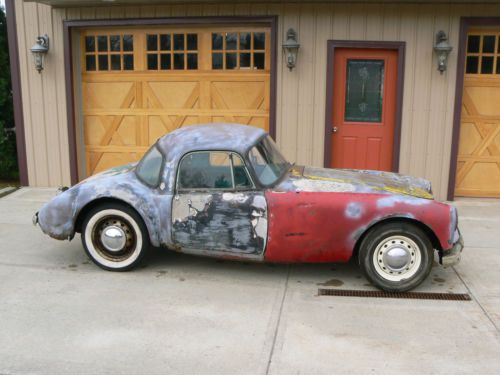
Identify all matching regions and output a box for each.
[302,173,433,200]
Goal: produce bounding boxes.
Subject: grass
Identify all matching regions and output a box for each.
[0,179,20,188]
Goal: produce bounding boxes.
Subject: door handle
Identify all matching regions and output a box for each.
[332,126,338,133]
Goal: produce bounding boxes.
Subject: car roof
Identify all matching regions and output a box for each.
[157,123,267,159]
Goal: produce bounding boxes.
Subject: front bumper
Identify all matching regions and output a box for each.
[440,230,464,267]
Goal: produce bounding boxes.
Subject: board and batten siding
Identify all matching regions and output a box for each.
[14,1,500,200]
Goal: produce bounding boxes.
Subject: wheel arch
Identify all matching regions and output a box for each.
[352,216,442,260]
[74,197,156,245]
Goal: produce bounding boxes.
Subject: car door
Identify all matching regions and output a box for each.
[171,151,268,259]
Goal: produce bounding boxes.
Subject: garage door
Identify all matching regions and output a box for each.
[80,26,271,176]
[455,30,500,197]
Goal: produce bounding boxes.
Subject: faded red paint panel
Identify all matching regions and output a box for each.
[264,191,454,263]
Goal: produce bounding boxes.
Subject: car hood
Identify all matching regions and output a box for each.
[274,166,433,199]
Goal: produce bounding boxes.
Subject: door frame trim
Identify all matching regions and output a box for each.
[63,16,278,185]
[324,40,406,172]
[447,17,500,201]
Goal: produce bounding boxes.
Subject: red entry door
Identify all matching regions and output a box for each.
[330,48,398,171]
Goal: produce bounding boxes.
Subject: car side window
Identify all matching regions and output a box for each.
[177,151,254,191]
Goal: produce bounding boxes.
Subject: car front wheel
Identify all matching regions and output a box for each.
[358,222,434,292]
[81,203,149,271]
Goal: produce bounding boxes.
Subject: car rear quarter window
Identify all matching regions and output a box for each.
[136,146,163,187]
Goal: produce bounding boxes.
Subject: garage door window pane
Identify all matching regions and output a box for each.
[123,54,134,70]
[98,55,109,70]
[123,35,133,51]
[482,35,496,53]
[174,34,185,51]
[147,54,158,70]
[226,53,237,69]
[481,56,494,74]
[110,35,120,52]
[240,33,251,50]
[160,34,171,51]
[174,53,184,69]
[111,55,121,70]
[98,36,108,52]
[240,53,251,68]
[253,32,265,50]
[467,35,480,53]
[187,34,198,51]
[226,33,237,50]
[147,35,158,51]
[86,55,96,71]
[212,33,223,50]
[160,54,171,70]
[213,53,223,69]
[466,56,479,74]
[187,54,198,70]
[85,36,95,52]
[254,53,265,70]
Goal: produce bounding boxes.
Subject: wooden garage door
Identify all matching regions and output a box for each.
[80,26,271,176]
[455,31,500,197]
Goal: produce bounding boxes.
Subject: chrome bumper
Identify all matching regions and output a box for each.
[441,231,464,267]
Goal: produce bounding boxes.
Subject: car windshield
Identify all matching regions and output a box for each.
[136,145,163,187]
[248,136,290,186]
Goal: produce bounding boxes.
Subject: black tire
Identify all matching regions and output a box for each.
[358,222,434,292]
[81,202,149,271]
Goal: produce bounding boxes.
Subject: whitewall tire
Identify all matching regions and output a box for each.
[81,203,149,271]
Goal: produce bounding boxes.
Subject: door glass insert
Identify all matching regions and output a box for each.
[344,59,384,123]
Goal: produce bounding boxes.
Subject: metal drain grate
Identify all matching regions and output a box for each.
[318,288,471,301]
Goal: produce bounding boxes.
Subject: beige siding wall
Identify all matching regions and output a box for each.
[14,1,500,199]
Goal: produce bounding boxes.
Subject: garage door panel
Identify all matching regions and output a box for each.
[85,82,136,110]
[114,116,137,146]
[147,81,200,109]
[81,26,271,177]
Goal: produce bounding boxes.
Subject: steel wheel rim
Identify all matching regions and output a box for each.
[91,215,136,262]
[372,235,422,282]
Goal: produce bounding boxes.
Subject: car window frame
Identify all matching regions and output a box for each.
[135,143,165,189]
[175,150,256,193]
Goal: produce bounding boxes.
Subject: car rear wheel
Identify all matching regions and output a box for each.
[81,203,149,271]
[358,222,434,292]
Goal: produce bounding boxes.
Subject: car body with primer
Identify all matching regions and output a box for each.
[33,123,463,292]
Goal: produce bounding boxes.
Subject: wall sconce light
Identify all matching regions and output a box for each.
[30,34,50,73]
[282,28,300,71]
[434,30,452,74]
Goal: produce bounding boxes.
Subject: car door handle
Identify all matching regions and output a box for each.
[332,126,338,133]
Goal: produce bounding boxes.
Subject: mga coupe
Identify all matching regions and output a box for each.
[34,123,463,292]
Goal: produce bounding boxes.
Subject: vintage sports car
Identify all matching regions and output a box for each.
[34,124,463,292]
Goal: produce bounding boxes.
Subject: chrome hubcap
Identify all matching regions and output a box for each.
[100,225,126,252]
[383,247,411,271]
[373,235,421,282]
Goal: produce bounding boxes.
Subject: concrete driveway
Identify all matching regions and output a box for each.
[1,188,499,374]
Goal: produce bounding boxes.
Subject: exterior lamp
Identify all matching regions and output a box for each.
[30,34,50,73]
[282,28,300,71]
[434,30,452,74]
